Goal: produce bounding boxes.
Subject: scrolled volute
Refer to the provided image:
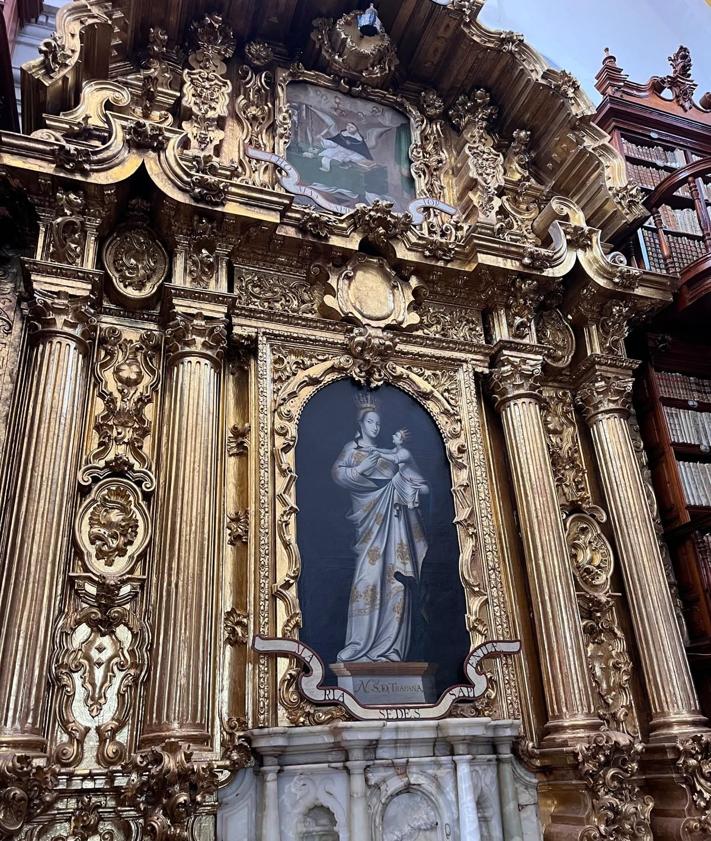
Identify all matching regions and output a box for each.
[576,370,633,424]
[0,753,59,838]
[220,718,254,770]
[488,353,543,411]
[165,312,227,367]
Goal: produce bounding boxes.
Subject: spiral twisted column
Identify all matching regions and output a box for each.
[0,286,97,751]
[141,307,227,747]
[489,351,599,745]
[577,361,708,740]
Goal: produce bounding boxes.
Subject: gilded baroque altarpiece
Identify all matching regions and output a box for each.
[0,2,709,841]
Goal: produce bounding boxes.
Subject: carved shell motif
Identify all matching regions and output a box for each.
[103,225,168,307]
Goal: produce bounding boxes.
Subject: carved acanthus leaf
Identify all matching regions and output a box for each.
[234,271,316,316]
[227,511,250,545]
[577,372,633,424]
[678,734,711,815]
[221,718,253,769]
[535,307,575,368]
[28,291,96,348]
[542,388,591,510]
[224,608,249,646]
[597,299,633,356]
[165,312,227,364]
[489,354,543,410]
[348,200,412,248]
[227,423,250,457]
[48,188,86,266]
[344,326,398,389]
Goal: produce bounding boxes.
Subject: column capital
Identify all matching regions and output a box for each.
[575,360,637,425]
[165,309,228,367]
[28,289,97,352]
[488,351,543,412]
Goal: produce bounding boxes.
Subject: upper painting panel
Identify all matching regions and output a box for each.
[286,82,416,212]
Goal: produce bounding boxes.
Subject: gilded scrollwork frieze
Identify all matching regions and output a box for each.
[0,753,58,838]
[233,270,317,317]
[541,388,591,510]
[577,733,653,841]
[80,327,161,489]
[121,740,221,841]
[417,299,484,344]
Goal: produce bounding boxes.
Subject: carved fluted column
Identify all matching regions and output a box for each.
[577,363,707,740]
[142,309,227,746]
[0,287,96,751]
[489,351,599,744]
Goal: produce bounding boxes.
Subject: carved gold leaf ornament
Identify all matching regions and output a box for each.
[75,480,151,577]
[678,734,711,814]
[535,308,575,368]
[577,733,653,841]
[227,511,250,545]
[103,226,168,306]
[121,740,220,841]
[319,254,423,331]
[566,513,613,594]
[49,189,86,267]
[224,608,249,646]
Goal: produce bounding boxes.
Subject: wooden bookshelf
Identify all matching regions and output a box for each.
[633,336,711,711]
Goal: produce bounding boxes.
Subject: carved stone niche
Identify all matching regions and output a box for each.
[319,253,423,330]
[102,224,169,309]
[309,6,398,88]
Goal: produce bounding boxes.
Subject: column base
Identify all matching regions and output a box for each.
[139,726,212,749]
[647,710,710,743]
[540,714,603,748]
[0,732,47,755]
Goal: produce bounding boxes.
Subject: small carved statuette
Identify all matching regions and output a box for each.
[126,120,168,151]
[39,33,72,77]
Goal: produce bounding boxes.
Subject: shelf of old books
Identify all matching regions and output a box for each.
[636,364,711,531]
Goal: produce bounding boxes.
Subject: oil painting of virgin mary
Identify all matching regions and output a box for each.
[296,379,469,700]
[286,82,416,212]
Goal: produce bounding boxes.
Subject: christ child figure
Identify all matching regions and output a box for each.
[368,429,428,510]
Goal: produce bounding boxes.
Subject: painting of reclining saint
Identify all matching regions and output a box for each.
[286,82,416,212]
[296,379,470,706]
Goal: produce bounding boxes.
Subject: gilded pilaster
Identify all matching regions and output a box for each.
[0,280,97,750]
[489,350,599,744]
[576,361,707,740]
[141,307,227,747]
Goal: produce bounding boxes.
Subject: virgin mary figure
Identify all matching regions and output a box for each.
[331,395,429,662]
